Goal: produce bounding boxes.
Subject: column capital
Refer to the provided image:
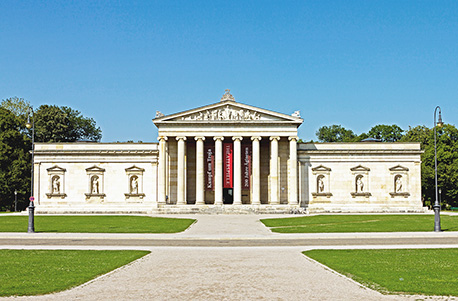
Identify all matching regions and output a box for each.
[251,136,262,141]
[232,136,243,141]
[270,136,280,141]
[288,136,298,142]
[194,136,206,141]
[176,136,187,141]
[157,136,168,141]
[213,136,224,141]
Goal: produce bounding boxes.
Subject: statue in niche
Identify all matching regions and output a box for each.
[317,176,325,193]
[91,176,99,194]
[52,176,60,194]
[395,176,403,192]
[356,176,364,193]
[130,176,138,194]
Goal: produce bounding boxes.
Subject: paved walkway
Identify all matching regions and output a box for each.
[2,214,458,300]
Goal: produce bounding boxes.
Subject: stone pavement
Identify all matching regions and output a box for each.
[2,214,458,300]
[2,247,428,301]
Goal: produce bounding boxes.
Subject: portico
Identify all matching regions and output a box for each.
[154,90,303,207]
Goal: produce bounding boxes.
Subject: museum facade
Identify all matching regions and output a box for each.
[33,91,425,213]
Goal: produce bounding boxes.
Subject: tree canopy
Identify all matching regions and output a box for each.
[34,105,102,142]
[0,97,30,121]
[316,124,404,143]
[1,98,102,142]
[0,97,31,134]
[315,125,357,142]
[367,124,404,142]
[405,124,458,208]
[0,108,30,211]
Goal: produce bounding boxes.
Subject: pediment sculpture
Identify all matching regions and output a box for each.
[220,89,235,102]
[181,105,261,121]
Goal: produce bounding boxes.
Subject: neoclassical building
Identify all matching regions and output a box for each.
[33,91,425,213]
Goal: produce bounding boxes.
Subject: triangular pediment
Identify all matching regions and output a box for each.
[125,165,145,172]
[350,165,371,172]
[85,165,105,172]
[389,165,409,172]
[47,165,66,172]
[312,165,332,172]
[153,101,303,124]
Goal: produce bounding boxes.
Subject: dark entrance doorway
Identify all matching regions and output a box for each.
[223,188,233,204]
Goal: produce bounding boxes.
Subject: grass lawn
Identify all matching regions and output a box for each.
[0,249,149,296]
[304,249,458,297]
[261,214,458,233]
[0,215,195,233]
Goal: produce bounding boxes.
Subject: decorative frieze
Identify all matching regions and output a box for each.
[181,105,261,121]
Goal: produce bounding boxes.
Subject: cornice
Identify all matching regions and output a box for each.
[34,149,158,156]
[298,149,423,155]
[157,120,303,125]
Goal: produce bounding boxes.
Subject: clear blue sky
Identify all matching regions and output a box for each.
[1,0,457,142]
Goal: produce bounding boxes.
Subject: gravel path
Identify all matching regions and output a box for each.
[2,214,457,300]
[2,247,423,301]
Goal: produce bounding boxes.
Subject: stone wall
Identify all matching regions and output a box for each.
[32,141,425,214]
[34,142,159,213]
[299,142,424,213]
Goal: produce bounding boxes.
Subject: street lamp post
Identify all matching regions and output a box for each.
[14,190,17,212]
[439,188,442,208]
[433,106,443,232]
[26,107,35,233]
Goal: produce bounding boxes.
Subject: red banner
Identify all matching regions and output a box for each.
[223,143,233,188]
[205,144,214,191]
[242,144,251,190]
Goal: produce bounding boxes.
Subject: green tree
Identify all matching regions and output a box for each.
[367,124,404,142]
[0,108,31,211]
[403,124,458,208]
[0,97,30,120]
[0,97,30,133]
[1,99,102,211]
[34,105,102,142]
[316,125,357,142]
[401,125,431,147]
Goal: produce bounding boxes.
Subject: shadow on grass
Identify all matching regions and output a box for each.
[442,227,458,231]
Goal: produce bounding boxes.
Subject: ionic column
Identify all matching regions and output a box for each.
[158,136,168,204]
[251,137,261,205]
[176,137,187,205]
[288,136,298,205]
[214,137,224,205]
[233,137,243,205]
[270,137,280,204]
[195,136,205,205]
